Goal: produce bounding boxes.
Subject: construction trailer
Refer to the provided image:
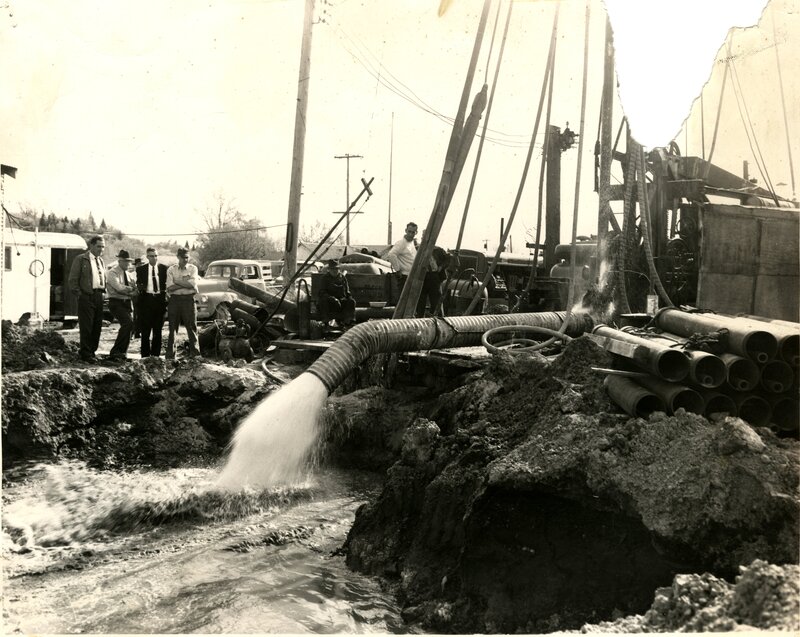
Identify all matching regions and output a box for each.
[1,228,87,323]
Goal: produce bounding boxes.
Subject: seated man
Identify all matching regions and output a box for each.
[318,259,356,329]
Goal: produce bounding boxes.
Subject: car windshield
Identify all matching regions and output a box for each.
[206,265,239,278]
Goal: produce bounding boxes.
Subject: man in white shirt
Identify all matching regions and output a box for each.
[67,235,107,363]
[385,222,419,275]
[165,247,200,359]
[106,249,138,361]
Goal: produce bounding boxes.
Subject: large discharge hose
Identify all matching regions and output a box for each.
[306,311,593,393]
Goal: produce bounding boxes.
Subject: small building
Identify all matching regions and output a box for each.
[1,228,87,323]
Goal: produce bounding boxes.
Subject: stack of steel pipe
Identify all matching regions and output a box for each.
[592,309,799,434]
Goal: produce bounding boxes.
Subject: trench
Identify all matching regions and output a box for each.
[3,329,798,634]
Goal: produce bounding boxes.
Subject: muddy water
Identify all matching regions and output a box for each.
[2,461,405,634]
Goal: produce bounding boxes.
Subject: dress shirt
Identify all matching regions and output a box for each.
[166,263,199,296]
[147,264,160,294]
[90,255,105,289]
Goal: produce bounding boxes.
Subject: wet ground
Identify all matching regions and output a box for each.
[2,462,405,634]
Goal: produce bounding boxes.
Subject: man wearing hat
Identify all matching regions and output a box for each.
[317,259,356,330]
[165,247,200,359]
[105,249,139,361]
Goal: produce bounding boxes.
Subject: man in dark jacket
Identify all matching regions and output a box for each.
[136,247,169,357]
[67,235,107,363]
[317,259,356,329]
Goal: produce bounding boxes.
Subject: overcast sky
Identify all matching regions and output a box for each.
[1,0,797,254]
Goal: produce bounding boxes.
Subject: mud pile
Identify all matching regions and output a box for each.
[2,358,278,468]
[2,321,80,371]
[581,559,799,633]
[340,336,799,633]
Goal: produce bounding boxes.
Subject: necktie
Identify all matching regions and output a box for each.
[152,266,158,293]
[123,270,129,286]
[97,258,105,288]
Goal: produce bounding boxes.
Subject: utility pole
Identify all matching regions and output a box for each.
[334,153,362,246]
[597,16,614,279]
[388,113,394,245]
[284,0,315,279]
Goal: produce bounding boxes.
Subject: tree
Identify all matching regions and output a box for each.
[194,192,282,269]
[100,218,107,231]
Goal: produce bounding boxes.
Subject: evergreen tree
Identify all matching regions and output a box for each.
[87,212,96,230]
[38,212,46,229]
[184,240,190,249]
[100,218,107,231]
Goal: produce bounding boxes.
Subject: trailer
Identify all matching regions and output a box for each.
[1,228,87,324]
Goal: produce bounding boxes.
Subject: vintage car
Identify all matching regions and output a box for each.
[196,259,267,320]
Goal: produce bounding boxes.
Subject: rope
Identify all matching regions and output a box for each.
[635,143,673,307]
[706,46,730,166]
[727,40,780,206]
[464,2,560,315]
[772,9,796,199]
[454,0,513,253]
[511,5,558,314]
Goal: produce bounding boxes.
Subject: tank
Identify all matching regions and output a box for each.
[443,277,488,315]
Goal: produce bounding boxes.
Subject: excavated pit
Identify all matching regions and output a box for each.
[3,324,799,633]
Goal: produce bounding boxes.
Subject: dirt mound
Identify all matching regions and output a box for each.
[343,336,800,633]
[2,322,80,372]
[581,559,800,633]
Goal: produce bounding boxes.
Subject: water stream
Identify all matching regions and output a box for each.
[2,461,405,634]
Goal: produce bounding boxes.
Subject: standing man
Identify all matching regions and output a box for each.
[385,221,418,275]
[165,247,200,359]
[136,247,168,357]
[68,235,107,363]
[106,249,138,361]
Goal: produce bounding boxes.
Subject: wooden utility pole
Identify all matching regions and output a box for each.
[597,16,614,276]
[545,124,561,271]
[388,113,394,244]
[284,0,315,279]
[334,153,362,247]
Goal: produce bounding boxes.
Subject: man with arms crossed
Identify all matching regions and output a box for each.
[165,247,200,359]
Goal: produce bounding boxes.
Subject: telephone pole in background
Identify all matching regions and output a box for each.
[334,153,362,246]
[388,113,394,244]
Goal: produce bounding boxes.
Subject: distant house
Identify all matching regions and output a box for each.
[2,228,87,322]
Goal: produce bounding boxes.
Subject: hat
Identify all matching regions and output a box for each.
[327,259,338,268]
[176,247,189,257]
[116,249,132,260]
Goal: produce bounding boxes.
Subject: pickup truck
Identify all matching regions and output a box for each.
[196,259,266,320]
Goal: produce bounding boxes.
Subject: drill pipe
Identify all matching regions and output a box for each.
[728,393,772,428]
[306,311,593,394]
[621,328,726,388]
[654,308,778,364]
[229,278,298,313]
[592,325,689,382]
[695,388,737,419]
[634,375,705,415]
[768,395,799,432]
[718,313,799,367]
[603,375,666,418]
[719,353,760,392]
[759,359,795,394]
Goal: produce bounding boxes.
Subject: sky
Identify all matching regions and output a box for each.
[1,0,797,255]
